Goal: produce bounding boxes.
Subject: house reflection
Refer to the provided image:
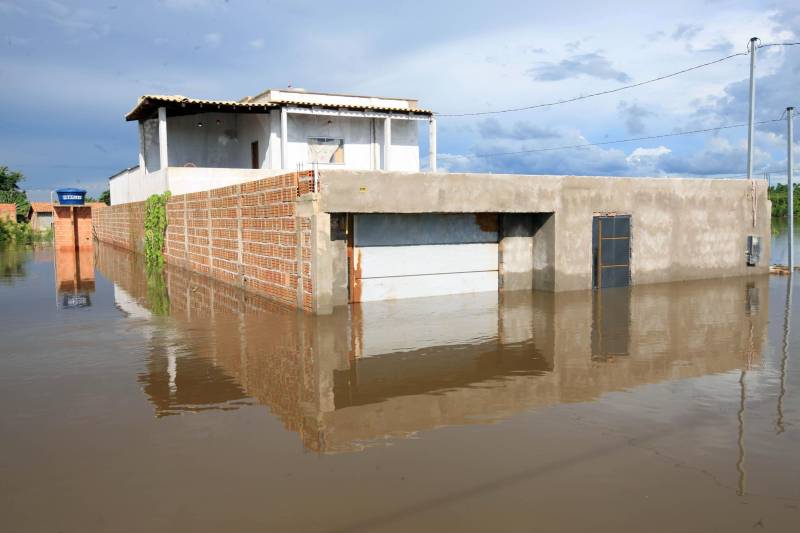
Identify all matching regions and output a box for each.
[96,245,769,453]
[54,248,94,309]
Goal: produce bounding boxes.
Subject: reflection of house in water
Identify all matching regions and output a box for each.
[96,244,769,453]
[54,249,95,309]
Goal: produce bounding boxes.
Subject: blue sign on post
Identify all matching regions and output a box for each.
[55,188,87,205]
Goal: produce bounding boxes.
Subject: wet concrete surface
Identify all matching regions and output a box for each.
[0,243,798,532]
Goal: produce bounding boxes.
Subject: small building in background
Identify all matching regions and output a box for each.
[27,202,53,230]
[0,203,16,221]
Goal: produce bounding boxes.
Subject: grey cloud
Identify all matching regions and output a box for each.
[478,118,560,140]
[658,137,774,176]
[528,52,631,82]
[672,23,702,41]
[617,101,654,135]
[694,39,734,54]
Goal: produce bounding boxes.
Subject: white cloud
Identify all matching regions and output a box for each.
[248,38,264,49]
[627,146,671,163]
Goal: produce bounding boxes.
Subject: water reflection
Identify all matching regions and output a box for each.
[96,245,770,453]
[54,248,94,309]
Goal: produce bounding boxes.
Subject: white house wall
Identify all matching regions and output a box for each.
[285,114,419,171]
[141,111,419,174]
[142,118,160,172]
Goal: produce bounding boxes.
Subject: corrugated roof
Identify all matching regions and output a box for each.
[126,95,276,121]
[126,93,433,121]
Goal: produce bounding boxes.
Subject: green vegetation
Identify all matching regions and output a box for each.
[99,190,110,205]
[0,166,29,220]
[144,191,171,271]
[143,191,172,315]
[146,269,171,316]
[768,183,800,219]
[0,165,24,191]
[0,190,29,220]
[0,219,52,244]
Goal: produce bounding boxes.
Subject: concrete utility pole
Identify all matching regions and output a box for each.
[788,106,795,272]
[746,37,758,180]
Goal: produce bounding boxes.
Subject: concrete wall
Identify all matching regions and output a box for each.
[99,168,772,315]
[110,167,287,205]
[315,170,772,297]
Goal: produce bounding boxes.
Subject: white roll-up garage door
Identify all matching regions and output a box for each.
[351,214,499,302]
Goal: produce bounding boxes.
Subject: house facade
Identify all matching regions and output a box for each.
[28,202,53,230]
[110,88,436,205]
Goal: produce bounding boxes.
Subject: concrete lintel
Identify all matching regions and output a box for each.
[284,106,430,121]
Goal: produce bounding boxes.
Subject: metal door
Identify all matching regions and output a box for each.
[592,215,631,289]
[349,213,499,302]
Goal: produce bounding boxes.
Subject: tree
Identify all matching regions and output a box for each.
[99,189,110,205]
[0,166,29,220]
[768,183,800,218]
[0,166,25,191]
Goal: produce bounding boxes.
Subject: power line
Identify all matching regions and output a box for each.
[758,42,800,48]
[439,118,784,159]
[437,42,800,118]
[437,52,748,117]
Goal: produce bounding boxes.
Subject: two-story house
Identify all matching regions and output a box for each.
[110,88,436,205]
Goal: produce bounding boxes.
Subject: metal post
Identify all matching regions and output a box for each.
[788,106,795,272]
[746,37,758,180]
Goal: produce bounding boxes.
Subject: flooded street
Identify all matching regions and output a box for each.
[1,242,798,532]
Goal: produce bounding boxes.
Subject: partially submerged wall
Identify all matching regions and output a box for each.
[94,171,316,312]
[317,170,772,293]
[54,205,95,251]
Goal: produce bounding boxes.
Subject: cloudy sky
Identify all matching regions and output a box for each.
[1,0,799,200]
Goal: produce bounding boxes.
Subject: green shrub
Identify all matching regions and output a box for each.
[144,192,170,271]
[0,190,29,220]
[0,219,52,244]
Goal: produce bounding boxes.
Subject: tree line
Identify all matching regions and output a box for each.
[768,183,800,219]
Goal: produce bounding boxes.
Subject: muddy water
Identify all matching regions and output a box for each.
[1,244,798,532]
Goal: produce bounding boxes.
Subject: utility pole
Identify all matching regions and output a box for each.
[788,106,795,272]
[746,37,758,180]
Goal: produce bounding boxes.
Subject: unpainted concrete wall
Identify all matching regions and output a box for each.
[316,170,771,294]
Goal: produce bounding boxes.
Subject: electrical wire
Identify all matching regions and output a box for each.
[437,42,800,118]
[437,52,748,117]
[758,42,800,48]
[439,118,784,159]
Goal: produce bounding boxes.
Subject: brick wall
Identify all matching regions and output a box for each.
[0,203,16,221]
[94,170,317,312]
[54,206,94,251]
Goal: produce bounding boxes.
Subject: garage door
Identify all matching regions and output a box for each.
[350,214,499,302]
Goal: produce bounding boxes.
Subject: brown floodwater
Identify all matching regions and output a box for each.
[0,243,798,532]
